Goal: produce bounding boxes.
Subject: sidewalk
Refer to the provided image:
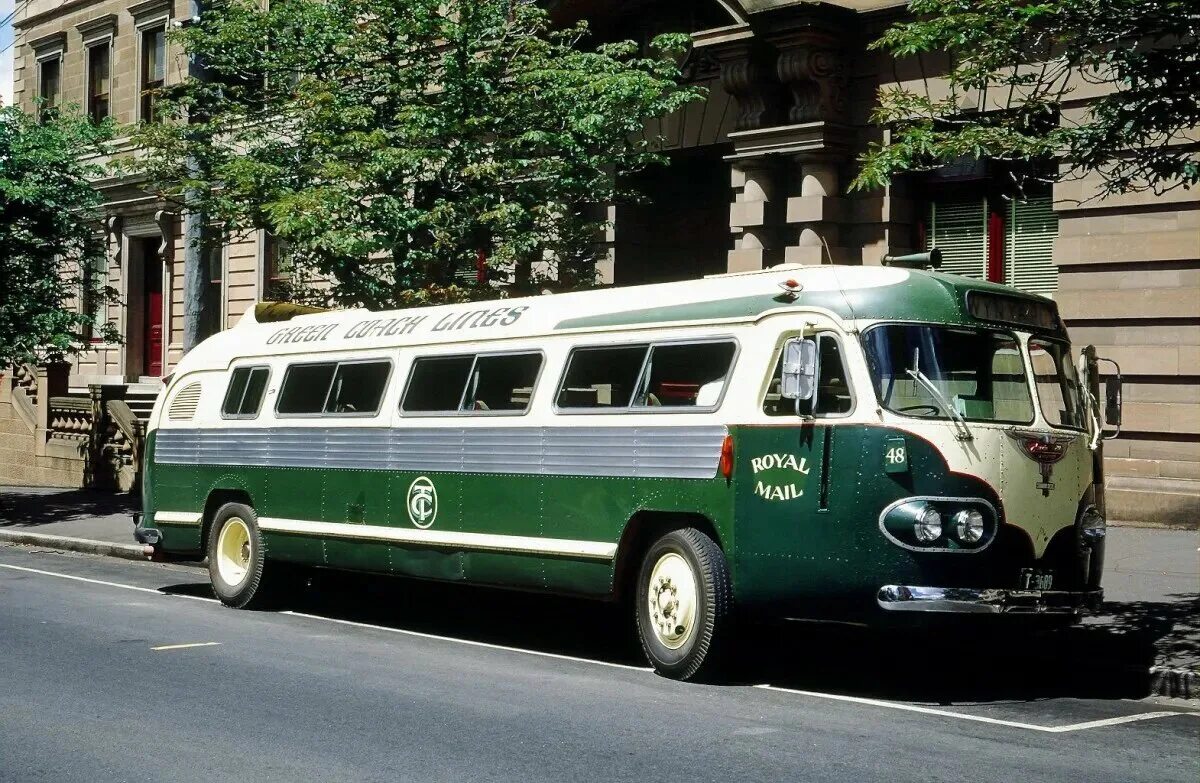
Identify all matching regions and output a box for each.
[2,485,1197,695]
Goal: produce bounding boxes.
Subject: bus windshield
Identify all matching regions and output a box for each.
[863,324,1035,424]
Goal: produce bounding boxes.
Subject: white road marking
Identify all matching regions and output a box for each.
[0,563,219,603]
[280,611,651,672]
[4,559,1199,734]
[753,685,1199,733]
[151,641,222,652]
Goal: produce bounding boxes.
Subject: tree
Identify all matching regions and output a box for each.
[132,0,702,309]
[0,106,119,368]
[852,0,1199,197]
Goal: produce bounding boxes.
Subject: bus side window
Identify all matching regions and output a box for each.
[462,353,542,413]
[277,363,337,415]
[764,334,853,417]
[633,341,736,409]
[402,356,474,413]
[222,366,270,418]
[324,361,391,415]
[556,345,648,409]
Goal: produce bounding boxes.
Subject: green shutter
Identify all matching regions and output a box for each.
[1006,195,1058,296]
[927,197,987,280]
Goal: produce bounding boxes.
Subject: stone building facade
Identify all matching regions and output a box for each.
[8,0,1198,522]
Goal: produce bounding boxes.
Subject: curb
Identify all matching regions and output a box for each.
[0,529,147,561]
[1150,666,1199,700]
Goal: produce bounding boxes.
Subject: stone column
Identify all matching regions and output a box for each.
[728,161,785,272]
[785,160,853,265]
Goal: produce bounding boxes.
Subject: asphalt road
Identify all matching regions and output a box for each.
[1,545,1197,783]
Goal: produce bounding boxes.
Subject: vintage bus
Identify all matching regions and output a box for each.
[134,263,1119,680]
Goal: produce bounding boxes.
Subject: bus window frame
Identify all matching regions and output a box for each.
[763,331,857,419]
[220,364,272,420]
[398,349,546,418]
[552,336,740,416]
[274,357,394,419]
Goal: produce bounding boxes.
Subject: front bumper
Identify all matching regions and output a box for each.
[877,585,1103,615]
[132,512,162,558]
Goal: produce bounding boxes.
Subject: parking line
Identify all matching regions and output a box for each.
[151,642,222,652]
[4,559,1199,734]
[753,684,1199,733]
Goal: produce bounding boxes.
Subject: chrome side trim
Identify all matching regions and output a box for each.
[154,510,203,525]
[876,585,1103,615]
[155,425,727,479]
[257,517,618,560]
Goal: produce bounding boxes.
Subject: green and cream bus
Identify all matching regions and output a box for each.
[134,263,1118,680]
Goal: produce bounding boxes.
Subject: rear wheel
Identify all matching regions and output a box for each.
[635,527,732,681]
[207,502,277,609]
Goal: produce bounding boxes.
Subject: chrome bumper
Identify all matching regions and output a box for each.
[877,585,1103,615]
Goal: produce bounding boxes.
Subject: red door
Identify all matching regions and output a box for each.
[143,241,163,377]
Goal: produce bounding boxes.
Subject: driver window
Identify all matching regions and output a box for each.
[763,333,853,417]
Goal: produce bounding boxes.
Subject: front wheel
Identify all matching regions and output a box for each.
[207,502,277,609]
[635,528,732,681]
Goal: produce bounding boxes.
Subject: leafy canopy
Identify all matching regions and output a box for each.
[852,0,1199,196]
[0,106,118,367]
[133,0,702,309]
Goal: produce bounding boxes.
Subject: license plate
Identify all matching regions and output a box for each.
[1018,569,1054,591]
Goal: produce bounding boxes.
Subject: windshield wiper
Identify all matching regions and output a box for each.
[905,348,973,441]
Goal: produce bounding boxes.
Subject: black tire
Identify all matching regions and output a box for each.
[635,527,732,681]
[206,502,276,609]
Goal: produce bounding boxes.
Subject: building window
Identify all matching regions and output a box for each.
[141,26,167,122]
[200,239,223,338]
[922,183,1059,297]
[37,56,62,117]
[87,44,112,123]
[263,233,293,300]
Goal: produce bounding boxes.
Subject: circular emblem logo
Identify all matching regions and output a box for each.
[407,476,438,528]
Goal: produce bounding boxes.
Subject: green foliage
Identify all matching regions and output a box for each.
[132,0,703,309]
[852,0,1199,197]
[0,106,118,367]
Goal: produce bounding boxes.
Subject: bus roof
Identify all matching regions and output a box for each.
[177,264,1061,372]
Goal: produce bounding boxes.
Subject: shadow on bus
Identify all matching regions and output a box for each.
[163,570,1190,704]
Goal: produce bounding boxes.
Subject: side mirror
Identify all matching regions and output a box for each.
[780,337,818,402]
[1104,376,1122,427]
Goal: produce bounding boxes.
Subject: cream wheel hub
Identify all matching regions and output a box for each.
[647,552,698,650]
[216,517,252,587]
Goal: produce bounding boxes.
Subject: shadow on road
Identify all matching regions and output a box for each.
[0,488,138,527]
[161,568,1197,703]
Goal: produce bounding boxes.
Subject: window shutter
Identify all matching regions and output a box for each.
[1006,195,1058,296]
[927,197,987,280]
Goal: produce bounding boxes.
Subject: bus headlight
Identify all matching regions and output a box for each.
[913,506,943,543]
[953,509,985,544]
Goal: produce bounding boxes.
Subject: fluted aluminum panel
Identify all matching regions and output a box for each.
[155,425,726,479]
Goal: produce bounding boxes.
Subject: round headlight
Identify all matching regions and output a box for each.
[953,509,985,544]
[913,506,942,543]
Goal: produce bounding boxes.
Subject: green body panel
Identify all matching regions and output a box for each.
[146,420,1085,611]
[555,272,1063,335]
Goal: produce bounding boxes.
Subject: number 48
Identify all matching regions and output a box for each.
[885,446,906,465]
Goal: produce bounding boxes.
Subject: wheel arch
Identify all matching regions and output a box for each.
[612,510,724,603]
[201,483,256,554]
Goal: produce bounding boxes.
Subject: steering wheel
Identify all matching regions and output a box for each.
[896,404,941,416]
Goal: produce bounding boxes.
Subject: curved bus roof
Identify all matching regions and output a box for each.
[176,264,1062,374]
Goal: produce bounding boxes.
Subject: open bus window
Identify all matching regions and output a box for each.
[1028,338,1085,430]
[633,341,736,408]
[277,363,337,414]
[222,366,270,418]
[764,334,853,417]
[402,356,474,412]
[862,325,1034,424]
[463,353,542,412]
[556,345,648,409]
[324,361,391,415]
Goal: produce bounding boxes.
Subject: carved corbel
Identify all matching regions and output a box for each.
[153,210,175,262]
[105,215,123,269]
[712,42,784,132]
[775,35,847,125]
